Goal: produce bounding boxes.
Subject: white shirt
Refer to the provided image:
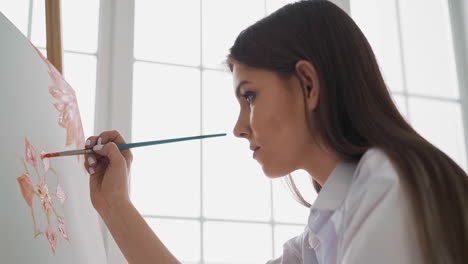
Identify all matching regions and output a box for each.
[266,147,424,264]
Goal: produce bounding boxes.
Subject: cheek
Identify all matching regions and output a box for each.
[252,111,307,176]
[272,110,310,156]
[251,100,302,139]
[249,107,280,139]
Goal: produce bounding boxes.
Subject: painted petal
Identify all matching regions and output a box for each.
[56,184,67,205]
[65,125,75,146]
[61,94,72,103]
[57,218,70,241]
[76,123,85,147]
[17,174,35,207]
[40,150,50,173]
[48,69,63,87]
[37,181,52,217]
[48,85,64,99]
[53,102,65,111]
[25,137,37,169]
[45,224,57,253]
[63,80,75,94]
[59,109,71,128]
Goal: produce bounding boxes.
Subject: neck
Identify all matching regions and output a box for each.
[301,147,340,186]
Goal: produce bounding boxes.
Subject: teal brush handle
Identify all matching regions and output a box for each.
[115,133,227,151]
[48,134,227,157]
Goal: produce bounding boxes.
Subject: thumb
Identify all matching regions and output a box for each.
[93,142,126,167]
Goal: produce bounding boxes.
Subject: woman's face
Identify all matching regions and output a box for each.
[232,62,319,178]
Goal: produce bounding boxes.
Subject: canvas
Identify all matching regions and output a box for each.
[0,12,107,263]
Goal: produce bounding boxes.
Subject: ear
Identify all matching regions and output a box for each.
[295,60,320,111]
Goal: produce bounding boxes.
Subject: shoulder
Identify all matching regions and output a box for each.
[342,146,404,215]
[352,146,400,184]
[337,147,424,263]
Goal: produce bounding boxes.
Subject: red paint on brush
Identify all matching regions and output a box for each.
[42,153,60,158]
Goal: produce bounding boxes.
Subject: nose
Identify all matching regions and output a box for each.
[233,112,250,139]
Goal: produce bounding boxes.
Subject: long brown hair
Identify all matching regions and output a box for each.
[226,0,468,263]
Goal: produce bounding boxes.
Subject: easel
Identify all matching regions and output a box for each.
[45,0,63,73]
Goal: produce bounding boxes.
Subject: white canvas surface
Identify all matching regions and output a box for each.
[0,12,107,264]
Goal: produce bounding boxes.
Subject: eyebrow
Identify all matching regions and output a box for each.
[235,80,252,98]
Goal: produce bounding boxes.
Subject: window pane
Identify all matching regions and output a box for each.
[274,225,306,258]
[204,221,272,263]
[131,62,201,217]
[146,218,200,263]
[132,62,201,141]
[0,0,30,35]
[399,0,459,99]
[203,137,271,221]
[202,0,264,69]
[273,170,315,224]
[350,0,404,93]
[131,143,201,217]
[63,52,97,139]
[30,0,99,52]
[202,70,271,221]
[408,97,467,171]
[134,0,200,66]
[62,0,99,53]
[30,0,46,48]
[390,93,408,120]
[202,70,237,134]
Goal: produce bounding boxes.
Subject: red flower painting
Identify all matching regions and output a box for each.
[16,46,86,254]
[34,47,85,161]
[17,137,70,254]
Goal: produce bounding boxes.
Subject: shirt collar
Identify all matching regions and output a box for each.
[310,160,358,210]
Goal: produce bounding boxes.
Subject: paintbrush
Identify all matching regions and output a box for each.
[41,133,227,158]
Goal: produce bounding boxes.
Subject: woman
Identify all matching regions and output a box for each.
[84,0,468,263]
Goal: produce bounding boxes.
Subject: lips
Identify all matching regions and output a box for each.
[252,146,260,159]
[250,146,261,151]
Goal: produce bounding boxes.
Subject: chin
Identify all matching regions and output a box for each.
[261,164,293,178]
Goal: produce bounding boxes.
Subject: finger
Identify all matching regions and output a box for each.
[85,136,99,148]
[87,155,98,167]
[98,130,128,145]
[86,164,96,175]
[89,160,106,175]
[88,163,104,201]
[84,136,100,163]
[96,130,133,168]
[83,160,89,173]
[92,142,126,167]
[87,158,108,176]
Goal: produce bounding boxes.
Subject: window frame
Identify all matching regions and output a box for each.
[95,0,135,262]
[447,0,468,168]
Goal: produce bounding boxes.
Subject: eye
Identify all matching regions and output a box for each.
[241,92,255,105]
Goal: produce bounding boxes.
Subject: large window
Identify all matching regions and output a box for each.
[130,1,313,262]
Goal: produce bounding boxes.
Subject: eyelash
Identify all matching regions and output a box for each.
[241,92,255,104]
